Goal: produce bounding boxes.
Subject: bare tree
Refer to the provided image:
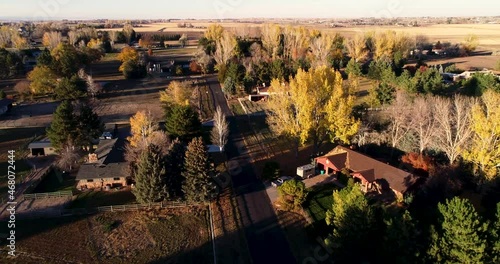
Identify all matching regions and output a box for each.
[108,30,118,47]
[179,33,188,47]
[211,106,229,151]
[42,31,62,50]
[310,34,333,67]
[14,80,30,98]
[433,95,473,165]
[78,69,101,97]
[123,23,134,43]
[213,31,236,67]
[346,34,368,62]
[386,91,414,150]
[260,24,281,59]
[195,48,213,74]
[68,30,80,46]
[411,95,437,154]
[57,141,80,171]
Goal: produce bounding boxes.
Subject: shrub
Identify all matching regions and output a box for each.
[0,89,6,99]
[401,152,434,175]
[338,168,351,185]
[277,179,308,211]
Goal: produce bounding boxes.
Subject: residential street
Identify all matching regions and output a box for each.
[206,76,296,264]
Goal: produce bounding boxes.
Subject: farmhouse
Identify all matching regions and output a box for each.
[76,138,128,190]
[315,146,417,197]
[28,140,56,156]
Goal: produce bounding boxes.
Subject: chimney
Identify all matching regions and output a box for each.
[88,153,98,163]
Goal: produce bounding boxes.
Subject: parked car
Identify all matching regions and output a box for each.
[271,176,293,188]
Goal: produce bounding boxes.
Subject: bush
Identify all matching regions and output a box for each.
[401,152,434,176]
[277,180,308,211]
[262,161,280,180]
[0,90,6,99]
[338,168,351,186]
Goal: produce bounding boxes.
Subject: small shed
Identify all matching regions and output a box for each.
[28,141,56,156]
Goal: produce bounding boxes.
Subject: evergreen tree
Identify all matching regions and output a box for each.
[182,137,213,202]
[345,58,361,77]
[77,104,104,149]
[325,181,376,263]
[46,101,78,150]
[37,48,53,67]
[165,105,201,142]
[54,75,86,100]
[132,145,168,203]
[382,210,420,263]
[488,203,500,263]
[223,76,236,95]
[428,197,488,263]
[164,139,185,198]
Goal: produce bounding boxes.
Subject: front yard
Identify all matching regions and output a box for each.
[69,189,137,208]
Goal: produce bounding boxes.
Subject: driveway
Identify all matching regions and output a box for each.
[266,174,343,204]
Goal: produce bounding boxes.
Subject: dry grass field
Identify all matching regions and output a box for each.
[0,207,212,263]
[129,22,500,49]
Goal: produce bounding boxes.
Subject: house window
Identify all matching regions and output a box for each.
[87,179,94,183]
[113,177,120,181]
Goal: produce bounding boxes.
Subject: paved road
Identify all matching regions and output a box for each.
[207,76,296,264]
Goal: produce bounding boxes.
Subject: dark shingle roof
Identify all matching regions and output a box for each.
[322,146,417,193]
[28,141,52,149]
[76,138,127,180]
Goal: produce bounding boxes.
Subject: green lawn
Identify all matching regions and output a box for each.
[69,190,137,208]
[230,101,246,115]
[30,169,76,193]
[303,183,340,237]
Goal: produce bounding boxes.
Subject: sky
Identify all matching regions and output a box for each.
[0,0,499,20]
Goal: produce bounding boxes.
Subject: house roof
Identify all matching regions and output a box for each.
[28,141,52,149]
[76,137,127,180]
[318,146,417,194]
[76,163,127,180]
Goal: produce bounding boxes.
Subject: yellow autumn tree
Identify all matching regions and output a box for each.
[118,46,139,72]
[204,24,224,42]
[159,80,194,106]
[128,111,159,148]
[463,90,500,180]
[267,66,360,156]
[326,77,360,144]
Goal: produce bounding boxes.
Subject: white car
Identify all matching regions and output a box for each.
[271,176,293,188]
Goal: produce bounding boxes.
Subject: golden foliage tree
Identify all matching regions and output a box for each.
[267,66,359,155]
[27,66,57,95]
[128,110,159,148]
[463,90,500,180]
[213,31,236,68]
[159,80,195,106]
[204,24,224,42]
[117,46,139,72]
[462,34,479,55]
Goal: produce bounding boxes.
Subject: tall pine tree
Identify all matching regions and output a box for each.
[428,197,488,263]
[165,105,201,142]
[488,203,500,262]
[46,100,78,150]
[164,139,185,198]
[132,145,168,203]
[182,137,213,202]
[77,104,104,149]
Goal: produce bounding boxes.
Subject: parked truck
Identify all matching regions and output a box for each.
[297,164,315,179]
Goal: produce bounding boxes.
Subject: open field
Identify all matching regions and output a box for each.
[129,22,500,51]
[0,207,211,263]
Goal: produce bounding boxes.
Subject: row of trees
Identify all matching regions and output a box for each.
[367,90,500,180]
[322,180,500,263]
[25,43,102,98]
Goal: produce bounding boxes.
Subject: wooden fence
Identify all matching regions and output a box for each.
[23,190,73,200]
[60,201,200,216]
